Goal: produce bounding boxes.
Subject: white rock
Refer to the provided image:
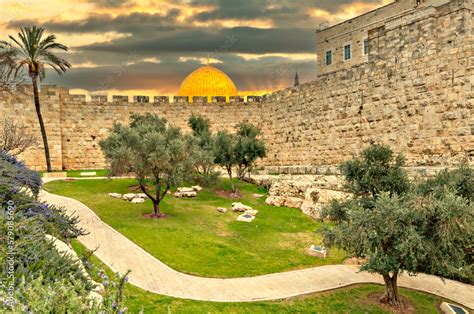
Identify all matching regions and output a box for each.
[191,185,203,192]
[237,213,255,222]
[135,193,147,199]
[108,193,122,199]
[217,207,227,213]
[177,187,195,193]
[122,193,136,201]
[174,191,197,198]
[231,202,253,212]
[265,196,285,207]
[131,198,145,203]
[244,209,258,216]
[284,197,304,209]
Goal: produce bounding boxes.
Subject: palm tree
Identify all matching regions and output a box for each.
[0,26,71,172]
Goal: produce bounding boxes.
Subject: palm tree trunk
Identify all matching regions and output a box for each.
[31,77,52,172]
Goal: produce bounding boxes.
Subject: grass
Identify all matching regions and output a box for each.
[45,178,346,277]
[66,169,110,177]
[72,239,444,313]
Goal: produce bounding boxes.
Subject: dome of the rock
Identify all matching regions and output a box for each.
[178,65,238,102]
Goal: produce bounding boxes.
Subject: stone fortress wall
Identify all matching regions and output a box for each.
[0,0,472,172]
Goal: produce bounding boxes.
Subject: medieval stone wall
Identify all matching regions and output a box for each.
[0,0,472,171]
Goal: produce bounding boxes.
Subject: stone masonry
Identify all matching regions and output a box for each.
[0,0,472,171]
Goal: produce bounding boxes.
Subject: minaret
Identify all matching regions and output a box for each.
[294,72,300,87]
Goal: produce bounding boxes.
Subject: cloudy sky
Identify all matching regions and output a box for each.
[0,0,390,96]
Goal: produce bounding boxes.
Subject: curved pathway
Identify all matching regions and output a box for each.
[40,185,474,308]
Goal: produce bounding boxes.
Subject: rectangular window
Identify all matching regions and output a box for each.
[363,39,369,55]
[325,51,332,66]
[344,44,352,61]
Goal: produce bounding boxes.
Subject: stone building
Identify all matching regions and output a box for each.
[316,0,452,76]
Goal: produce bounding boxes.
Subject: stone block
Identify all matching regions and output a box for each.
[112,95,129,102]
[229,96,244,103]
[211,96,226,103]
[192,96,208,103]
[173,96,189,103]
[154,96,169,104]
[91,95,107,102]
[133,95,150,103]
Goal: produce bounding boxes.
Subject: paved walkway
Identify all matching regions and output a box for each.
[40,185,474,308]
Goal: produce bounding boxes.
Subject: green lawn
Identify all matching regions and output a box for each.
[72,239,444,313]
[66,169,110,177]
[45,178,346,277]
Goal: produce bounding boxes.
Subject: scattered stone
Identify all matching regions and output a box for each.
[135,193,147,199]
[252,193,265,198]
[108,193,122,199]
[122,193,136,201]
[237,213,255,222]
[307,245,328,258]
[217,207,227,213]
[231,202,253,212]
[244,209,258,216]
[131,198,145,204]
[177,187,195,193]
[174,191,197,198]
[191,185,203,192]
[80,171,96,177]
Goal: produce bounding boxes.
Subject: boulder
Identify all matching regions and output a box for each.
[135,193,147,199]
[131,198,145,204]
[174,191,197,198]
[252,193,265,198]
[284,197,303,209]
[265,196,285,207]
[231,202,253,212]
[244,209,258,216]
[108,193,122,199]
[177,187,195,193]
[217,207,227,213]
[122,193,136,201]
[237,213,255,222]
[191,185,203,192]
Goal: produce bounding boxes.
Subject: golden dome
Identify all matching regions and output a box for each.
[178,65,238,102]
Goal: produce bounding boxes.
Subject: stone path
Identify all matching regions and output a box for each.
[40,185,474,308]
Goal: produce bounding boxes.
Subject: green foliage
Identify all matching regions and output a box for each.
[417,164,473,202]
[341,144,409,199]
[234,121,266,180]
[322,145,409,222]
[100,113,197,216]
[214,130,238,192]
[187,114,219,186]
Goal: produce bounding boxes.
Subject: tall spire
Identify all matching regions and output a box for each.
[294,72,300,87]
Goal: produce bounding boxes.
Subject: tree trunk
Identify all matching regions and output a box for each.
[32,77,52,172]
[152,200,164,218]
[381,272,400,308]
[228,168,235,193]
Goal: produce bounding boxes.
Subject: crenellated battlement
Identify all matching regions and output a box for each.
[36,85,267,105]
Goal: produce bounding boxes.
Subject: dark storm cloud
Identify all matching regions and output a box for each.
[78,26,315,54]
[8,10,182,34]
[190,0,383,26]
[86,0,131,8]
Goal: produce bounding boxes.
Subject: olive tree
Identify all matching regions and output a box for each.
[234,121,266,180]
[323,145,473,308]
[187,114,218,186]
[100,113,196,218]
[214,130,238,193]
